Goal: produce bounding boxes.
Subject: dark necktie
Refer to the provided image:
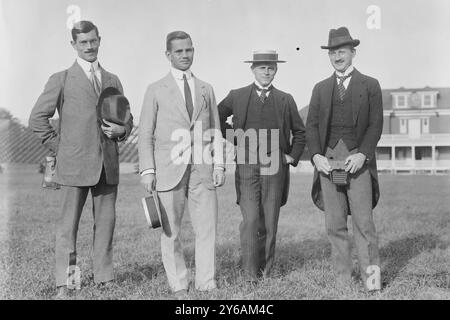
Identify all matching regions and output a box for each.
[255,84,272,103]
[183,74,194,120]
[336,73,352,101]
[260,89,268,103]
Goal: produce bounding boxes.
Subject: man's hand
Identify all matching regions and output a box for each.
[101,119,126,139]
[312,154,332,175]
[213,169,226,187]
[345,152,367,174]
[284,154,295,165]
[141,173,156,193]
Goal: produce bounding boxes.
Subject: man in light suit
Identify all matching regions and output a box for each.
[29,21,133,298]
[218,51,306,281]
[138,31,225,298]
[306,27,383,291]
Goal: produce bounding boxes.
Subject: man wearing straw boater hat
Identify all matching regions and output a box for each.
[306,27,383,291]
[29,21,134,299]
[218,50,306,281]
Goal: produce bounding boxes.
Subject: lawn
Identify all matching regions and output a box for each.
[0,164,449,300]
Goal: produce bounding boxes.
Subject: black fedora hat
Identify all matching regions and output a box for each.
[244,50,286,63]
[97,87,131,125]
[321,27,360,50]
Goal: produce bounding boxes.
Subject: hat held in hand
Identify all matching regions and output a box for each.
[98,87,131,125]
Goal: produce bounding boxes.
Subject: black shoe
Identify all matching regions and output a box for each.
[55,286,70,300]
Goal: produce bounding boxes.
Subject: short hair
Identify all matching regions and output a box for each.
[251,62,278,69]
[329,45,355,53]
[71,21,99,42]
[166,31,192,51]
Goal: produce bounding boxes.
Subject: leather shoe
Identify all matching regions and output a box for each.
[55,286,70,300]
[174,289,189,300]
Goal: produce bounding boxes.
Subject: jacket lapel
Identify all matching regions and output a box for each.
[164,73,191,125]
[322,74,335,126]
[191,79,206,126]
[235,84,254,129]
[100,66,114,90]
[68,61,98,100]
[271,88,286,130]
[350,69,364,125]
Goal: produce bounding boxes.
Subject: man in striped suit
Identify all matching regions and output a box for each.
[218,50,306,281]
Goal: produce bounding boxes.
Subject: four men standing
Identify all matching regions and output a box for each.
[30,21,383,297]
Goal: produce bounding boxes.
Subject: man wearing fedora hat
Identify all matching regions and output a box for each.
[306,27,383,291]
[29,20,133,298]
[218,50,306,281]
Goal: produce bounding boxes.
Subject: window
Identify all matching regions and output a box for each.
[420,91,438,108]
[422,118,429,133]
[392,93,410,108]
[400,119,407,134]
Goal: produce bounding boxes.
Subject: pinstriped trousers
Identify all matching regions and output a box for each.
[236,161,287,279]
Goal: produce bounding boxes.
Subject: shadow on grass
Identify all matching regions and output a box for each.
[115,262,165,284]
[380,233,448,285]
[215,237,331,284]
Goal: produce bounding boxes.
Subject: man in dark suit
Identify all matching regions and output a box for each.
[29,21,133,298]
[218,50,306,281]
[306,27,383,291]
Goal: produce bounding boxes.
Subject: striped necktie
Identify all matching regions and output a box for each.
[90,64,101,96]
[336,73,352,101]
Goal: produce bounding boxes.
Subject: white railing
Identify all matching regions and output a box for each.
[379,134,450,145]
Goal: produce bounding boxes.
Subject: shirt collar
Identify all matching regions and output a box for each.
[254,81,273,91]
[335,65,354,78]
[77,57,100,73]
[171,67,193,80]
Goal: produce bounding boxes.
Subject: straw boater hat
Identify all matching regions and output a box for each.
[244,50,286,63]
[320,27,360,50]
[97,87,131,125]
[142,191,170,236]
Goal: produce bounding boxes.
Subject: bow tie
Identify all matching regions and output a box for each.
[254,84,273,92]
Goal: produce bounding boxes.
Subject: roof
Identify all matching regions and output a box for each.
[382,87,450,110]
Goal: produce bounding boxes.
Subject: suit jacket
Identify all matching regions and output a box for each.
[306,69,383,211]
[29,61,133,186]
[138,73,224,191]
[218,84,306,206]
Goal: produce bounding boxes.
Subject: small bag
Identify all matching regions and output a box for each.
[329,160,349,186]
[42,156,60,189]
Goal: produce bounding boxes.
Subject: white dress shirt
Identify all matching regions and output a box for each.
[171,67,196,104]
[335,65,354,89]
[76,57,102,86]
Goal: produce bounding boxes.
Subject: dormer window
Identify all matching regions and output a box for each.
[420,91,437,108]
[392,92,411,109]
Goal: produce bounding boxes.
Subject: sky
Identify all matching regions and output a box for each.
[1,0,450,124]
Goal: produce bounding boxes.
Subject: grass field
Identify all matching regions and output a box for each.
[0,164,449,300]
